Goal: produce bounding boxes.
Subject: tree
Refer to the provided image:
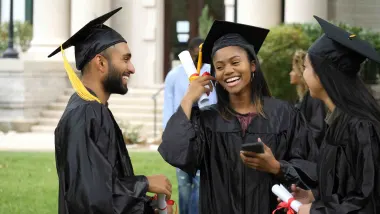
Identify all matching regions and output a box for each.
[198,4,214,39]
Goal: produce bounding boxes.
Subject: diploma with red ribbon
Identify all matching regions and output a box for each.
[178,50,210,107]
[152,194,177,214]
[271,184,302,214]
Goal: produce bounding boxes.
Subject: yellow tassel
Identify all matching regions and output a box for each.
[196,43,203,74]
[60,45,101,103]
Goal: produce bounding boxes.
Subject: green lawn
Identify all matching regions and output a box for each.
[0,151,178,214]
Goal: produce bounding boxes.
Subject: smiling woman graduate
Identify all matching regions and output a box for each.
[158,20,319,214]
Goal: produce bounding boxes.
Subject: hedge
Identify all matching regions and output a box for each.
[258,22,380,102]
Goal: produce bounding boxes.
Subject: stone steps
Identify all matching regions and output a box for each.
[43,104,163,115]
[31,86,165,140]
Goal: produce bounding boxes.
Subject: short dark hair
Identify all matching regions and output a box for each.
[188,37,204,50]
[82,45,114,74]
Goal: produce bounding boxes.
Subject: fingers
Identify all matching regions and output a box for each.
[240,152,260,167]
[241,151,257,157]
[197,75,216,82]
[163,188,172,200]
[291,184,298,192]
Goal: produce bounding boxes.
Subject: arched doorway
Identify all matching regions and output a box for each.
[163,0,225,79]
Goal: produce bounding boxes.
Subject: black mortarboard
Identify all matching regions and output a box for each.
[308,15,380,75]
[47,7,126,104]
[201,20,270,65]
[48,7,126,70]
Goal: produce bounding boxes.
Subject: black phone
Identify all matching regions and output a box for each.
[241,141,264,154]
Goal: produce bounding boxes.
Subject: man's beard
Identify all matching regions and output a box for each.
[102,62,128,95]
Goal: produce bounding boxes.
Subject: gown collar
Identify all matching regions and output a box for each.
[85,87,109,107]
[325,107,342,126]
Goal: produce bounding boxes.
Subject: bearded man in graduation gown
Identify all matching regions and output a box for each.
[49,7,172,214]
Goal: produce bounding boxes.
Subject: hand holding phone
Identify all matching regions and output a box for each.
[241,141,265,154]
[240,138,281,174]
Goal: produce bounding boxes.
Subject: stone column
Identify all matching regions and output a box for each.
[111,0,164,87]
[70,0,111,35]
[284,0,328,24]
[237,0,282,28]
[224,0,235,22]
[26,0,70,61]
[67,0,111,62]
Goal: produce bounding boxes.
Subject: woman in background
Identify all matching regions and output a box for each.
[289,50,327,148]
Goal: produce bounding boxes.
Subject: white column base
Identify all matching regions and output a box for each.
[285,0,328,24]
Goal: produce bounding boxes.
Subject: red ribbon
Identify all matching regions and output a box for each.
[189,71,211,96]
[272,198,295,214]
[151,194,178,214]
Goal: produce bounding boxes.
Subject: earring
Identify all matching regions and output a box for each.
[251,73,255,82]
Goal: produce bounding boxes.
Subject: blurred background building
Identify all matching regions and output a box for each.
[1,0,380,140]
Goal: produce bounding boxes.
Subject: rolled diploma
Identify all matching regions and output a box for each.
[271,184,302,212]
[178,51,209,105]
[157,194,167,214]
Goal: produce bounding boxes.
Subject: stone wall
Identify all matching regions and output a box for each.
[329,0,380,31]
[0,59,71,132]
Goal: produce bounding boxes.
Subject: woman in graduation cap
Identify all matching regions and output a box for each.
[291,16,380,214]
[290,50,327,148]
[158,20,319,214]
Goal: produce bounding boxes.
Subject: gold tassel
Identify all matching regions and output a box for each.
[196,43,203,74]
[60,45,101,103]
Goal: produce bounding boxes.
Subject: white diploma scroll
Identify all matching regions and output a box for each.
[271,184,302,212]
[157,193,167,214]
[178,50,210,107]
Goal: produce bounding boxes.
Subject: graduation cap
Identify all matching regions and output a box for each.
[308,15,380,75]
[47,7,126,104]
[195,20,270,76]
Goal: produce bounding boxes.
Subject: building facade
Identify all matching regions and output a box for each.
[2,0,380,87]
[0,0,380,133]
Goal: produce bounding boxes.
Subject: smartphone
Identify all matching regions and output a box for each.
[241,141,264,154]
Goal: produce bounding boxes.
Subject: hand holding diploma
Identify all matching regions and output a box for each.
[153,194,175,214]
[272,184,302,213]
[178,50,214,107]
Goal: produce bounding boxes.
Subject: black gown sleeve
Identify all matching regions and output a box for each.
[300,93,327,148]
[277,108,319,189]
[62,105,149,213]
[310,121,379,214]
[158,106,206,177]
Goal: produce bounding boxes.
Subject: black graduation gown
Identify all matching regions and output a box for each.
[158,97,319,214]
[54,93,155,214]
[297,91,327,148]
[311,113,380,213]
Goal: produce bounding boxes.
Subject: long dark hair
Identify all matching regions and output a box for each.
[213,47,271,120]
[309,53,380,124]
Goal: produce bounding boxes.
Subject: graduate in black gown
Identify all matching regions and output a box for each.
[158,20,319,214]
[291,16,380,214]
[49,7,173,214]
[290,50,327,147]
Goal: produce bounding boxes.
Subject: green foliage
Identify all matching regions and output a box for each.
[259,22,380,101]
[259,25,310,101]
[198,4,214,39]
[0,151,178,213]
[0,21,33,53]
[118,120,145,144]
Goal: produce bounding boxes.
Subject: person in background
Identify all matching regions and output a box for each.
[289,50,327,147]
[162,37,217,214]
